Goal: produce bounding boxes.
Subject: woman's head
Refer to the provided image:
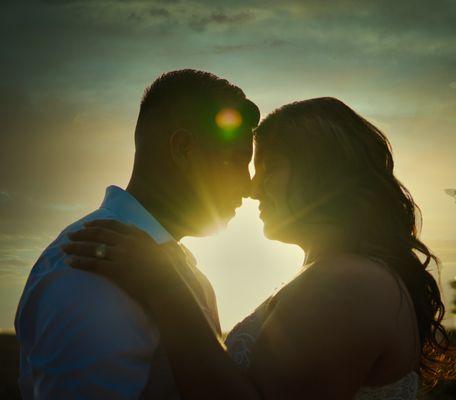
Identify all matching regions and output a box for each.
[252,97,455,385]
[252,97,403,246]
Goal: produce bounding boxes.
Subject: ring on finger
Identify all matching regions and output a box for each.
[94,243,108,259]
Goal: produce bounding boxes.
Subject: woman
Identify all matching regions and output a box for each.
[63,97,455,399]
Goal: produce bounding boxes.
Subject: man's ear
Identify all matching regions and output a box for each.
[169,129,194,168]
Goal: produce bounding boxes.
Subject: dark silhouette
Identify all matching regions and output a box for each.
[127,70,260,239]
[64,98,455,399]
[0,333,20,400]
[14,69,260,399]
[252,98,455,387]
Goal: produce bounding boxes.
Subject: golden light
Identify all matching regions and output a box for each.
[215,108,242,136]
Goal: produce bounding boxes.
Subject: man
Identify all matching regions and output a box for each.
[15,69,260,399]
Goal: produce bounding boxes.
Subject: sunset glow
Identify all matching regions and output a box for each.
[1,1,455,333]
[215,108,243,138]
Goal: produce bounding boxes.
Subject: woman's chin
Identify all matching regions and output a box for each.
[263,228,277,241]
[262,220,282,241]
[262,218,298,244]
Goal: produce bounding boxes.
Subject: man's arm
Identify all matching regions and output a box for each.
[19,266,160,399]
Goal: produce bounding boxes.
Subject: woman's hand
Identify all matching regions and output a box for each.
[61,219,187,310]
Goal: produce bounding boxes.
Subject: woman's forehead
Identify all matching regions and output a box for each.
[254,138,278,158]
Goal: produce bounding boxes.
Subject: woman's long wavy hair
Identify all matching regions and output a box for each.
[254,97,455,387]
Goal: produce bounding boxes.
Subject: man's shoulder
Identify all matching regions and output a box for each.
[16,253,159,356]
[26,207,119,276]
[16,208,156,339]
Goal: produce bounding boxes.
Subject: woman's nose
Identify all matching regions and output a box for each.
[249,174,261,200]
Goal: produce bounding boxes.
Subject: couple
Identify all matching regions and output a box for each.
[15,69,453,399]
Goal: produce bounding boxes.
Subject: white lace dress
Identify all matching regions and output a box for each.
[225,298,419,399]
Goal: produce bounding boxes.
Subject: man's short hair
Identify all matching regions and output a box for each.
[135,69,260,148]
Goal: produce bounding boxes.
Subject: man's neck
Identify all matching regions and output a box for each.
[126,177,188,241]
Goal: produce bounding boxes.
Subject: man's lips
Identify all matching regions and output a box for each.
[225,201,242,215]
[258,201,269,212]
[259,204,270,217]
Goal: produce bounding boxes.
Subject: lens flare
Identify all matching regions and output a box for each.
[215,108,242,138]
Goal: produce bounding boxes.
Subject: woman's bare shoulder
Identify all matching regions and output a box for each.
[304,253,402,289]
[251,253,403,395]
[281,253,405,322]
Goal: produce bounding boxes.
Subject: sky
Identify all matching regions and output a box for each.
[1,0,455,332]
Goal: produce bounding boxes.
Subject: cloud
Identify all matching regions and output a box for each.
[212,39,287,53]
[148,7,171,17]
[0,192,12,204]
[0,190,89,234]
[189,10,256,32]
[2,0,454,94]
[41,0,82,4]
[0,232,55,280]
[0,85,134,237]
[0,191,92,282]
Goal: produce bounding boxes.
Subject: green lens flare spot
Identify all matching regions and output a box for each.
[215,108,242,139]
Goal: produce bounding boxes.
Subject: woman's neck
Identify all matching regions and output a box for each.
[301,225,353,265]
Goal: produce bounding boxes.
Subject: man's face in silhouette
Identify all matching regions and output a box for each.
[182,124,253,235]
[134,70,259,237]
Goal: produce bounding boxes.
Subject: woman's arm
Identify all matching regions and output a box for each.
[150,268,261,400]
[156,263,384,400]
[63,219,262,400]
[64,221,395,400]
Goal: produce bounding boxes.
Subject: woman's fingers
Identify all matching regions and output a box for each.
[68,227,124,246]
[65,255,113,273]
[65,255,140,294]
[61,241,116,261]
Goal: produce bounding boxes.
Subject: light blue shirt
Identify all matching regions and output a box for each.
[15,186,217,399]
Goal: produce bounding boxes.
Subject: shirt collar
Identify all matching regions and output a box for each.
[99,185,175,244]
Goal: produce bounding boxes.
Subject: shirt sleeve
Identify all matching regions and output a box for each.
[20,264,160,400]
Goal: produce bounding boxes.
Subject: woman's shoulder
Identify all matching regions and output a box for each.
[251,254,411,394]
[279,253,406,326]
[302,253,403,291]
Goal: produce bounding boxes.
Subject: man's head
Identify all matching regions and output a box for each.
[131,69,260,237]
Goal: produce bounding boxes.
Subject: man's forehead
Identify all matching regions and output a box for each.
[219,144,253,163]
[217,126,253,149]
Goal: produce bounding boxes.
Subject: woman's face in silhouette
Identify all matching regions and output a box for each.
[251,139,302,243]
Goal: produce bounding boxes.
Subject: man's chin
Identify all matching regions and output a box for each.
[194,215,232,237]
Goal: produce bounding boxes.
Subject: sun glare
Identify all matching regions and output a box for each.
[215,108,242,138]
[183,198,303,331]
